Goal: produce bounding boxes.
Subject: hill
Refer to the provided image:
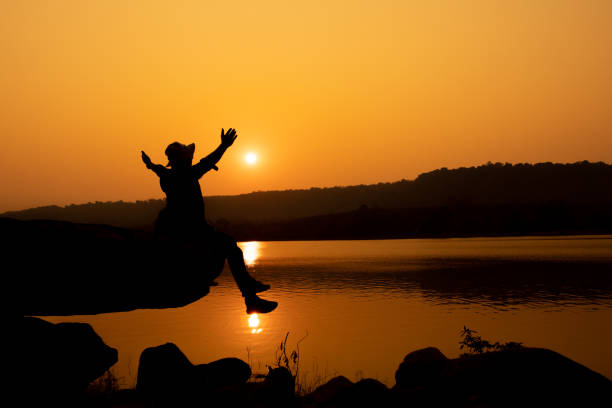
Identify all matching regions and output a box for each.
[3,161,611,238]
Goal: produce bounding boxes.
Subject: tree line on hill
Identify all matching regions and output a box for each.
[3,161,611,239]
[211,202,612,241]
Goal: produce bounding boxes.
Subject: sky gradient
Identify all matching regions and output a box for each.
[1,0,611,212]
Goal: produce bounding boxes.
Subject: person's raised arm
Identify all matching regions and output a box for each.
[193,128,238,178]
[141,151,167,177]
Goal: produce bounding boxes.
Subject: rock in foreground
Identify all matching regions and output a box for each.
[70,343,612,407]
[6,218,224,316]
[394,346,612,406]
[22,317,118,403]
[136,342,252,405]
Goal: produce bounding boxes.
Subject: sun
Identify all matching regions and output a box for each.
[245,152,257,165]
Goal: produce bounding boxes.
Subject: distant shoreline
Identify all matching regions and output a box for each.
[234,231,612,243]
[3,214,612,243]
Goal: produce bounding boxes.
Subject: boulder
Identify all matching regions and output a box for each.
[326,378,390,408]
[137,343,254,405]
[264,366,295,399]
[308,375,353,404]
[349,379,390,405]
[136,342,193,396]
[247,366,295,406]
[394,346,449,388]
[192,357,252,389]
[445,347,612,406]
[393,346,612,406]
[22,317,118,399]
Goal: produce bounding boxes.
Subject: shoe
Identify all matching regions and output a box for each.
[252,280,271,293]
[245,295,278,314]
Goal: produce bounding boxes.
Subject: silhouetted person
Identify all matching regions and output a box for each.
[141,128,277,314]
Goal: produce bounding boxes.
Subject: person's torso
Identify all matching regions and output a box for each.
[159,167,205,218]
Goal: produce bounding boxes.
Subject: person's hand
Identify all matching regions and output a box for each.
[141,151,152,167]
[220,128,238,148]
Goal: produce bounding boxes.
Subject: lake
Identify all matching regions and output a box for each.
[45,235,612,387]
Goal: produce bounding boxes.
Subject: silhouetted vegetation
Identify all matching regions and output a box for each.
[1,199,165,230]
[212,202,612,240]
[459,327,523,356]
[4,161,611,239]
[270,332,300,381]
[267,332,312,395]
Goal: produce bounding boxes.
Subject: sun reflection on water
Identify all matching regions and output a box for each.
[241,241,260,266]
[248,313,262,334]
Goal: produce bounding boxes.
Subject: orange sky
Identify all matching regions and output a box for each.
[1,1,611,212]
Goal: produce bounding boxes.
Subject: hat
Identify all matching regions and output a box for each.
[165,142,195,167]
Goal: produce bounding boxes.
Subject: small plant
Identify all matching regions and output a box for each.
[459,326,523,356]
[296,359,333,396]
[269,332,307,375]
[267,332,308,392]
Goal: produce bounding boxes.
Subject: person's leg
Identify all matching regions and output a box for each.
[211,230,277,313]
[212,231,258,293]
